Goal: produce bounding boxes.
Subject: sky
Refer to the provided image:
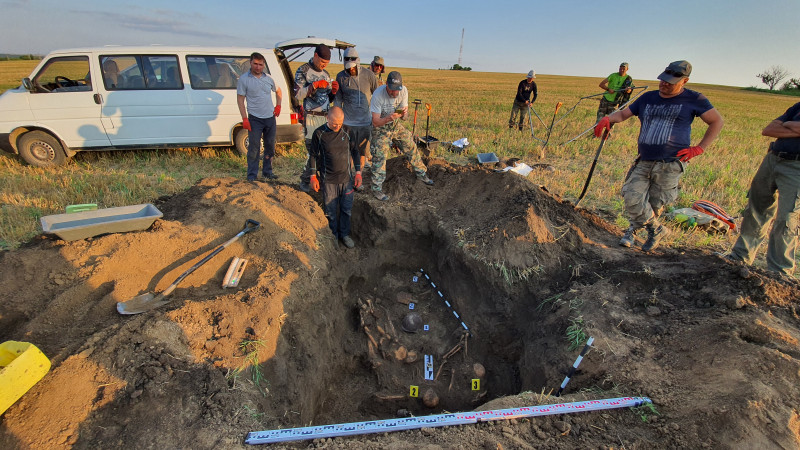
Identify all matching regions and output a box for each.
[1,0,798,88]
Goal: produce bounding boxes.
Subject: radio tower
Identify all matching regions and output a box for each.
[458,28,464,65]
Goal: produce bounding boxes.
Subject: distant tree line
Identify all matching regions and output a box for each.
[0,54,43,61]
[756,65,800,93]
[450,64,472,71]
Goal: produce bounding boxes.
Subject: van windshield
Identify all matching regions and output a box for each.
[32,56,92,93]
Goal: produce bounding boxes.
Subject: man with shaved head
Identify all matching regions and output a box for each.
[308,107,362,248]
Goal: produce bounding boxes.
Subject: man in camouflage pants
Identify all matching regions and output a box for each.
[368,71,433,201]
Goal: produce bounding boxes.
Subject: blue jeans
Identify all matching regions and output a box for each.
[247,115,276,181]
[323,180,355,239]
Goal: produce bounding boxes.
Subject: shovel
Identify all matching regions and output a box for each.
[575,128,610,206]
[117,219,261,315]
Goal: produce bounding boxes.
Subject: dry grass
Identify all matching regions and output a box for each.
[0,60,38,92]
[1,61,796,262]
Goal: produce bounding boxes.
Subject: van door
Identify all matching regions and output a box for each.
[100,54,193,146]
[186,55,249,143]
[27,55,111,148]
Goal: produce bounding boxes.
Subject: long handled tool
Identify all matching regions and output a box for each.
[117,219,261,315]
[527,107,545,144]
[575,128,610,206]
[542,101,563,148]
[411,99,422,136]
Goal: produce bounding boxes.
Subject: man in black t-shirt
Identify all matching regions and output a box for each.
[727,101,800,275]
[508,70,538,131]
[309,107,363,248]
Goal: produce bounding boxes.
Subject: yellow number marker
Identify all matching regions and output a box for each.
[410,385,419,397]
[471,379,480,391]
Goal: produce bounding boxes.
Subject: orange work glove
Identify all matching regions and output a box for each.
[677,146,704,162]
[310,174,320,192]
[330,80,339,95]
[594,116,610,138]
[312,80,328,89]
[242,118,251,131]
[273,105,281,117]
[353,172,362,188]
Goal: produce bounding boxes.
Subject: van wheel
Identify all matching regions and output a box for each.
[18,131,68,167]
[234,128,249,157]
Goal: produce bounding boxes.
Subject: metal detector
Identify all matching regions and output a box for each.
[559,86,648,146]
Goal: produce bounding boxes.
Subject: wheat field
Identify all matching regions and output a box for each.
[0,61,796,260]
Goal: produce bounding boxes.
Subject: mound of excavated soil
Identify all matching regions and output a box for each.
[2,157,800,449]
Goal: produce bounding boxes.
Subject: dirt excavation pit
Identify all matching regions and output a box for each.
[2,157,800,448]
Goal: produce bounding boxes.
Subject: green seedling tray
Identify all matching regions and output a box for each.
[40,204,163,241]
[65,203,98,214]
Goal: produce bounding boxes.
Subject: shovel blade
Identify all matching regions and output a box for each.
[116,292,168,315]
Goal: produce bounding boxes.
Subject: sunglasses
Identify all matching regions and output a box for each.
[344,57,358,61]
[663,68,686,78]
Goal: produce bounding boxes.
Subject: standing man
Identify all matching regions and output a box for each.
[308,107,362,249]
[370,56,385,85]
[296,44,339,192]
[508,70,538,131]
[597,62,633,122]
[237,52,282,181]
[726,101,800,276]
[595,60,723,251]
[369,71,434,201]
[334,47,378,190]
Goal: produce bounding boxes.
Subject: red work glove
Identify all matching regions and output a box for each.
[242,118,251,131]
[312,80,328,89]
[594,116,610,138]
[273,105,281,117]
[330,80,339,95]
[353,172,362,188]
[677,146,704,162]
[310,174,320,192]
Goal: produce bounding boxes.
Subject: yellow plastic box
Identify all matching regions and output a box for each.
[0,341,51,415]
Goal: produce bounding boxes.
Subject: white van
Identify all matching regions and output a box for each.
[0,38,353,167]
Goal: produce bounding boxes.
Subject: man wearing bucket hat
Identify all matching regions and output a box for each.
[596,62,633,121]
[296,44,339,192]
[370,56,385,84]
[508,70,538,131]
[369,71,434,201]
[594,60,724,252]
[334,47,378,190]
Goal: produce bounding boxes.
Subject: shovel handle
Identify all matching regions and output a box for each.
[425,103,432,116]
[554,101,563,114]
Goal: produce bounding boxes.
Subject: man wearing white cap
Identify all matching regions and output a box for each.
[508,70,538,131]
[334,47,378,188]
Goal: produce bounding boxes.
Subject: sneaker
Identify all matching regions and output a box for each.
[299,182,311,193]
[373,189,389,201]
[642,224,669,252]
[619,226,637,248]
[342,235,355,248]
[418,175,434,186]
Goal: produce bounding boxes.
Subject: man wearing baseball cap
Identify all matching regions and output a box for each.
[596,62,633,121]
[295,44,339,192]
[368,70,434,201]
[595,60,724,252]
[334,47,378,189]
[370,56,385,84]
[508,70,538,131]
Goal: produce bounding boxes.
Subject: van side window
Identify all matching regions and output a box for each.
[186,56,251,89]
[32,56,92,93]
[101,55,182,90]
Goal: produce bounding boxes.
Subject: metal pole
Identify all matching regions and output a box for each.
[556,336,594,396]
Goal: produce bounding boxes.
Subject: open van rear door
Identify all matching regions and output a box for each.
[273,38,354,115]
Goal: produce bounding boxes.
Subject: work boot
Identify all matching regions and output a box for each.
[642,224,669,252]
[418,175,434,186]
[619,226,638,248]
[373,189,389,201]
[342,235,355,248]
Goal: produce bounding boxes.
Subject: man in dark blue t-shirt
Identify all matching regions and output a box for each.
[727,102,800,275]
[309,107,362,249]
[595,60,724,251]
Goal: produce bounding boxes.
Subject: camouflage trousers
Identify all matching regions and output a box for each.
[508,100,529,129]
[596,97,619,122]
[621,159,684,229]
[370,122,427,192]
[731,152,800,275]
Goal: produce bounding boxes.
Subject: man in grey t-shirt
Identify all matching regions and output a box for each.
[334,47,378,189]
[237,52,282,181]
